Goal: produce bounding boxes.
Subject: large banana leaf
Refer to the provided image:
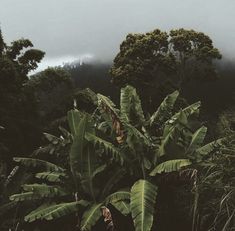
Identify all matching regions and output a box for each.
[85,132,124,164]
[68,112,88,183]
[80,203,103,231]
[186,126,207,154]
[158,124,182,157]
[111,200,130,216]
[150,90,179,126]
[10,184,68,201]
[22,184,68,196]
[68,110,99,199]
[35,171,68,183]
[25,200,89,222]
[158,111,192,157]
[125,123,152,151]
[100,168,126,199]
[167,101,201,125]
[195,135,235,157]
[150,159,192,176]
[43,132,60,144]
[10,192,45,202]
[67,109,84,137]
[120,85,145,125]
[130,179,158,231]
[97,93,124,143]
[13,157,65,172]
[105,190,130,204]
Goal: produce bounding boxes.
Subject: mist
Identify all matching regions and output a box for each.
[1,0,235,68]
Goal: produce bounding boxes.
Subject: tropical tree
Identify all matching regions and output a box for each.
[8,110,128,231]
[110,28,222,111]
[24,67,74,129]
[96,85,232,231]
[0,29,45,158]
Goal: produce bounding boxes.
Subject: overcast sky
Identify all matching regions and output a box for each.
[0,0,235,69]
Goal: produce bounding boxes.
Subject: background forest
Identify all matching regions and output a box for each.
[0,26,234,231]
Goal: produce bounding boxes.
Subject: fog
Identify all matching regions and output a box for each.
[1,0,235,68]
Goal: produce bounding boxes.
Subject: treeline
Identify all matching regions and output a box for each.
[64,59,235,114]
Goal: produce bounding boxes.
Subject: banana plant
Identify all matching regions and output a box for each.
[96,85,232,231]
[9,110,129,231]
[95,86,197,231]
[8,85,231,231]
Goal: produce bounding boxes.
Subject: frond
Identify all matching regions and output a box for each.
[186,126,207,154]
[150,159,192,176]
[110,200,130,216]
[68,112,89,182]
[10,184,68,201]
[130,179,158,231]
[85,132,124,164]
[25,200,89,222]
[13,157,65,172]
[167,101,201,125]
[120,85,145,125]
[80,203,103,231]
[101,168,126,198]
[150,90,179,127]
[105,190,130,204]
[97,93,124,143]
[35,172,68,183]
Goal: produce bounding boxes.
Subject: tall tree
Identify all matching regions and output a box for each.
[0,29,45,162]
[110,28,222,110]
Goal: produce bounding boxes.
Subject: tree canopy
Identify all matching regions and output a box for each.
[110,28,222,90]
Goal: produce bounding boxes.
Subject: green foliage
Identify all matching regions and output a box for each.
[35,172,67,183]
[25,200,89,223]
[130,180,158,231]
[150,90,179,127]
[192,139,235,231]
[0,29,45,159]
[150,159,192,176]
[6,84,232,231]
[13,157,65,172]
[25,67,73,125]
[80,203,103,231]
[110,28,221,88]
[120,85,145,126]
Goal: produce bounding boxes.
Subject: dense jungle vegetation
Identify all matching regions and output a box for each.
[0,28,234,231]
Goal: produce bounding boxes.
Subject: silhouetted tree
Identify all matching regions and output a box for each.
[0,29,45,160]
